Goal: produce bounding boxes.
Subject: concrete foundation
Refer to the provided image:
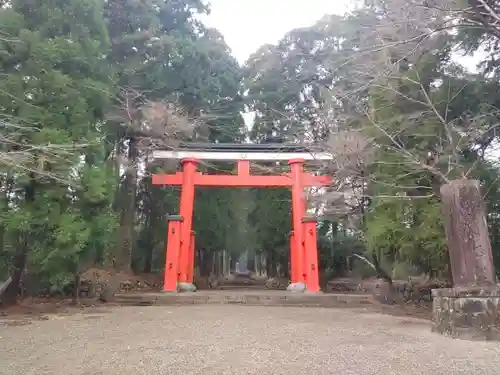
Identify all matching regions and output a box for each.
[432,286,500,341]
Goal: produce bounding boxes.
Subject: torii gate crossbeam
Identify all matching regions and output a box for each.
[151,146,333,293]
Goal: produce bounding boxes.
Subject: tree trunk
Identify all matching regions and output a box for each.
[198,249,211,277]
[115,136,139,272]
[1,177,35,306]
[0,174,13,278]
[266,251,276,277]
[143,248,153,274]
[111,140,123,213]
[142,204,154,274]
[101,137,139,302]
[372,252,393,287]
[0,277,12,295]
[72,272,81,305]
[1,238,28,306]
[440,179,496,287]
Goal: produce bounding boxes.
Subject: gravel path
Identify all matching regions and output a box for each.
[1,305,499,375]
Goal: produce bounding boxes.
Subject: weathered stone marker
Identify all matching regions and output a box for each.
[432,179,499,340]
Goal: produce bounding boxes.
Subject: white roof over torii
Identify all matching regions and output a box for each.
[151,143,334,162]
[152,150,334,161]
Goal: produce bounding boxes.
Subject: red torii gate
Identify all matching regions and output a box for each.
[151,144,333,293]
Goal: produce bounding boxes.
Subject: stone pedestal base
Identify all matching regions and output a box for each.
[287,282,307,293]
[432,286,500,341]
[177,282,197,293]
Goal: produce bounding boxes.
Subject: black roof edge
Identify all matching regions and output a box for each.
[174,142,315,153]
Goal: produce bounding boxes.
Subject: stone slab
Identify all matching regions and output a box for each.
[286,282,307,292]
[114,290,372,308]
[177,282,196,293]
[431,286,500,341]
[432,286,500,298]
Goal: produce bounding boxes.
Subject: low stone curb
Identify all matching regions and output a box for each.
[113,292,373,308]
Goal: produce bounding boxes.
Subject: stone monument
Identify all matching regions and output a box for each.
[432,180,499,341]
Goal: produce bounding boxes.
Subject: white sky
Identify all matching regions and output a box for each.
[202,0,353,64]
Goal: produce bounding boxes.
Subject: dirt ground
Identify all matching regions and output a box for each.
[0,297,112,326]
[1,304,500,375]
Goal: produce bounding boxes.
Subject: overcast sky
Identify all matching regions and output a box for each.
[201,0,481,71]
[202,0,353,64]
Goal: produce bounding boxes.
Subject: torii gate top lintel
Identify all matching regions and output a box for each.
[151,143,333,188]
[152,148,333,162]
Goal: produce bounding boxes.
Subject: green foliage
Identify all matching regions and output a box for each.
[249,188,291,256]
[364,199,448,275]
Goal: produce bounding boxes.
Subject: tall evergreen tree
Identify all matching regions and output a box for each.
[0,0,115,303]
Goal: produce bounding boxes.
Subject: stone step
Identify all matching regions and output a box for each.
[113,291,373,308]
[218,285,276,290]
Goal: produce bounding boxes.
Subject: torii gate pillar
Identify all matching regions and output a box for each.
[178,158,198,285]
[289,159,307,284]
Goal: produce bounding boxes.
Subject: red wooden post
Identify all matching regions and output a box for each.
[187,230,196,283]
[302,217,320,292]
[289,231,298,283]
[178,158,198,282]
[289,159,306,283]
[237,160,250,176]
[164,215,183,292]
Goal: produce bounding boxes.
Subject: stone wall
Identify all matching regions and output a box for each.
[432,286,500,341]
[326,277,450,304]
